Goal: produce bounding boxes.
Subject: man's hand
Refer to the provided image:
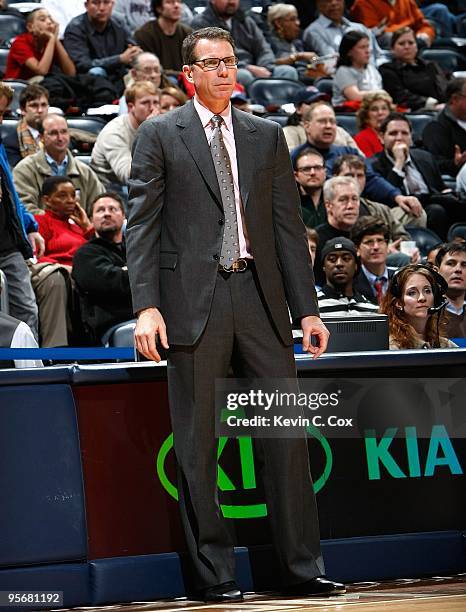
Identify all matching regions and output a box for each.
[392,142,408,170]
[247,65,271,78]
[301,315,329,359]
[28,231,45,258]
[70,202,93,232]
[134,307,169,362]
[394,194,423,217]
[454,144,466,168]
[120,45,142,65]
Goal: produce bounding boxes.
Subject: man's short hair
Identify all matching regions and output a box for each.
[446,77,466,103]
[151,0,164,14]
[182,27,236,66]
[435,240,466,267]
[0,82,14,105]
[40,113,68,135]
[91,191,126,216]
[41,175,74,198]
[302,101,333,123]
[293,146,324,171]
[380,111,412,135]
[306,227,319,244]
[19,84,49,110]
[125,80,159,105]
[333,154,365,176]
[132,51,160,70]
[323,176,358,202]
[350,215,390,246]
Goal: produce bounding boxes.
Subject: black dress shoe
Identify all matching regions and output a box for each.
[282,576,346,597]
[202,581,244,602]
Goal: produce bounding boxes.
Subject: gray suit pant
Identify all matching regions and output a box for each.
[167,267,325,591]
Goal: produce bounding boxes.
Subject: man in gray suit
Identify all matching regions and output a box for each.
[126,26,345,603]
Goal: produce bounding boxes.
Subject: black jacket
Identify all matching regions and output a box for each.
[353,268,396,305]
[379,57,448,112]
[370,148,446,195]
[422,107,466,177]
[72,237,133,340]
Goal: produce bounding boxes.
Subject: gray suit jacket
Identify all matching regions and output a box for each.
[126,100,318,346]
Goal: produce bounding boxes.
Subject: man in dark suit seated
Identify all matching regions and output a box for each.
[370,111,466,239]
[3,84,49,168]
[435,241,466,339]
[350,215,397,305]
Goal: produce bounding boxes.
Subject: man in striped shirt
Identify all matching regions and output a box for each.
[317,236,379,315]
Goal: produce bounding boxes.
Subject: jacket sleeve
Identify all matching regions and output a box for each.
[422,120,458,177]
[364,157,402,205]
[73,244,130,300]
[126,119,165,314]
[246,18,276,70]
[12,159,43,215]
[80,164,104,215]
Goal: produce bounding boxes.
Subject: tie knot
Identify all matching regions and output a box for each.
[211,114,223,128]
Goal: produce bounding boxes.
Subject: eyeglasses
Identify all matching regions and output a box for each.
[296,164,325,174]
[360,238,387,247]
[192,56,238,71]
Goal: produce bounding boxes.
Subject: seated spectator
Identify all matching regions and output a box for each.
[314,175,360,283]
[72,192,134,342]
[422,78,466,178]
[293,147,327,228]
[291,101,423,216]
[5,7,76,80]
[118,51,169,114]
[370,112,466,239]
[350,215,397,304]
[191,0,296,88]
[306,227,318,265]
[284,89,361,151]
[91,81,159,189]
[332,31,384,108]
[317,236,379,314]
[418,1,466,37]
[13,113,104,215]
[0,312,43,369]
[379,27,448,112]
[350,0,436,48]
[30,176,94,347]
[302,0,384,70]
[134,0,192,74]
[0,82,41,339]
[63,0,142,95]
[354,91,394,157]
[435,241,466,338]
[3,84,49,168]
[267,4,319,82]
[159,85,187,113]
[380,264,457,349]
[333,153,424,239]
[40,0,85,38]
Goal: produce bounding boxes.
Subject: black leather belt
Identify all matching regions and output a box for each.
[218,258,254,275]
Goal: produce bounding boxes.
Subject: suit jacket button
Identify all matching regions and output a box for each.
[218,219,224,225]
[213,254,220,261]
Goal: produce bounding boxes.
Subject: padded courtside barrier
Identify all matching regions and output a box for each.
[0,384,87,566]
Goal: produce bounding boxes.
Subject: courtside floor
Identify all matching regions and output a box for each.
[54,575,466,612]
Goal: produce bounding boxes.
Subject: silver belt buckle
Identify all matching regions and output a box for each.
[220,258,248,273]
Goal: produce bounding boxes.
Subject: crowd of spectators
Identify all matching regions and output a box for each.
[0,0,466,357]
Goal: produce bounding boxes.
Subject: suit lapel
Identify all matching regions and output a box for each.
[176,101,223,211]
[232,107,257,208]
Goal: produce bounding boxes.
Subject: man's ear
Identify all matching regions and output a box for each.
[182,64,193,83]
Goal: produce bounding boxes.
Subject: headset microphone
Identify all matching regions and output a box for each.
[428,299,448,315]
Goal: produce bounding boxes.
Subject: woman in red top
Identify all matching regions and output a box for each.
[5,7,75,80]
[30,176,94,347]
[354,91,394,157]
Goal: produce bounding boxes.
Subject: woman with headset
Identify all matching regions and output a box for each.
[380,264,457,350]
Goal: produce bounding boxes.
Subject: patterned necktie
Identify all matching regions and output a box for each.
[373,276,384,305]
[210,114,240,267]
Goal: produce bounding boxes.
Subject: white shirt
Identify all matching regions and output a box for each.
[11,321,43,369]
[193,96,252,259]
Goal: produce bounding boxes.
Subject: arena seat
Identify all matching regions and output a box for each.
[336,113,358,136]
[3,79,27,114]
[0,48,9,75]
[406,226,442,257]
[419,48,466,72]
[263,113,289,126]
[65,116,107,135]
[314,77,333,96]
[248,78,304,108]
[447,222,466,242]
[0,14,25,48]
[0,118,18,142]
[101,320,136,348]
[407,113,434,147]
[0,269,9,314]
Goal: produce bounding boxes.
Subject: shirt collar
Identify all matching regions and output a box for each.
[446,299,466,315]
[45,151,68,169]
[362,264,388,285]
[316,13,351,28]
[193,95,233,133]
